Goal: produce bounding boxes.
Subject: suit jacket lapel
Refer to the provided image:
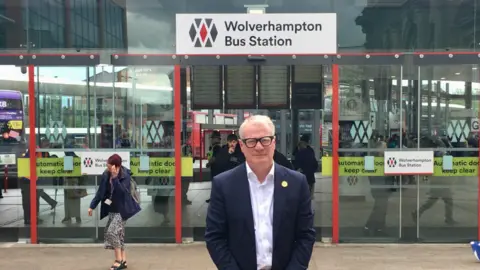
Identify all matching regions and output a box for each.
[237,163,255,240]
[273,164,288,246]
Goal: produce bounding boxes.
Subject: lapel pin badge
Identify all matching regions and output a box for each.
[281,180,288,188]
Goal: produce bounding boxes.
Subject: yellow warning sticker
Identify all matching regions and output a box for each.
[18,157,194,177]
[322,157,478,177]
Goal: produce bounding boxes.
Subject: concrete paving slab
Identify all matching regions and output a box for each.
[0,244,478,270]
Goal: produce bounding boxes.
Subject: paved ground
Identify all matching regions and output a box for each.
[0,243,479,270]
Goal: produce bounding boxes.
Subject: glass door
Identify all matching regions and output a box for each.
[32,55,101,242]
[0,60,33,242]
[109,55,182,243]
[335,55,404,242]
[180,55,331,241]
[407,54,479,242]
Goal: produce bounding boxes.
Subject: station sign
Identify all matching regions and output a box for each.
[176,13,337,55]
[322,156,477,176]
[384,151,434,175]
[80,152,130,175]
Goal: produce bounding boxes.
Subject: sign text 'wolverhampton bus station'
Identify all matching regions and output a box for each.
[176,13,337,55]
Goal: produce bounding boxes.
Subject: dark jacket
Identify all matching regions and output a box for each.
[205,163,316,270]
[208,143,224,179]
[293,143,318,184]
[89,167,141,220]
[214,144,246,173]
[274,150,294,170]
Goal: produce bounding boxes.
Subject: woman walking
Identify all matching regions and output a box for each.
[88,154,141,270]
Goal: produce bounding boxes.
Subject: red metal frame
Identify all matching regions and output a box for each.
[28,64,37,244]
[200,129,204,180]
[174,65,182,243]
[18,51,479,245]
[331,64,339,243]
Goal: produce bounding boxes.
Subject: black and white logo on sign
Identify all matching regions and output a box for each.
[387,157,397,168]
[189,18,218,47]
[83,157,93,168]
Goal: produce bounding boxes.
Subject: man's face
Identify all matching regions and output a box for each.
[228,139,238,148]
[239,122,275,166]
[2,132,8,139]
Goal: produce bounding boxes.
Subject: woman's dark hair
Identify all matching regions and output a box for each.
[107,154,122,167]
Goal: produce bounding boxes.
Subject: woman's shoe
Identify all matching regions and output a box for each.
[110,260,124,270]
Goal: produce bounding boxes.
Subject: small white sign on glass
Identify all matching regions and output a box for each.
[80,152,130,175]
[384,151,434,175]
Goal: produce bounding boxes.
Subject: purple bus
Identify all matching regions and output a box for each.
[0,90,24,141]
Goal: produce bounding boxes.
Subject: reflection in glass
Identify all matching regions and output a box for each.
[413,65,479,242]
[337,65,402,241]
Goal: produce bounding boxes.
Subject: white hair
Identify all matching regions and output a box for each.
[239,115,275,139]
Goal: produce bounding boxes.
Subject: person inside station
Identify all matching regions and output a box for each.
[467,134,478,157]
[364,140,394,236]
[0,127,12,198]
[205,130,223,180]
[147,123,179,226]
[293,134,319,196]
[272,134,294,170]
[181,134,193,205]
[116,129,131,148]
[215,133,245,172]
[20,138,58,224]
[205,132,239,203]
[61,143,87,224]
[412,135,456,225]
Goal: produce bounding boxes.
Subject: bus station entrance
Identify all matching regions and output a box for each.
[0,50,478,244]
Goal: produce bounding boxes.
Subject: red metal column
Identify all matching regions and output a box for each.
[28,64,37,244]
[331,64,339,243]
[174,65,182,243]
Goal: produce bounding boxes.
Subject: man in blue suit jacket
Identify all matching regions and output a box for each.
[205,115,316,270]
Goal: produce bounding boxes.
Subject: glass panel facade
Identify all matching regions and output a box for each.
[414,65,478,242]
[0,0,478,245]
[70,0,98,48]
[30,65,177,242]
[336,64,404,241]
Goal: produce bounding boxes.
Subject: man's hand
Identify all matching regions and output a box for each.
[111,166,119,178]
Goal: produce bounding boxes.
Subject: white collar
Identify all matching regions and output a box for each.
[246,162,275,183]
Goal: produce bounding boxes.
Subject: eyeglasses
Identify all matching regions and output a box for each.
[241,136,275,148]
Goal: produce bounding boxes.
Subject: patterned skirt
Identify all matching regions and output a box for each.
[104,213,126,250]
